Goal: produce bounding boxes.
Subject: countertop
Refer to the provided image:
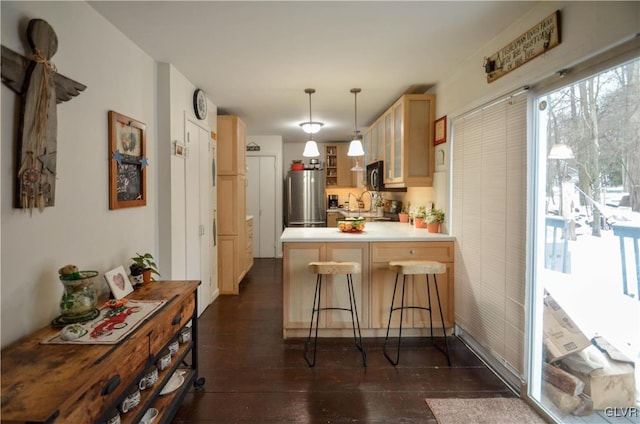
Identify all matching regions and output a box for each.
[281,221,455,242]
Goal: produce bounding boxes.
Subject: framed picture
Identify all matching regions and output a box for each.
[109,111,147,210]
[174,141,187,158]
[434,116,447,145]
[104,266,134,299]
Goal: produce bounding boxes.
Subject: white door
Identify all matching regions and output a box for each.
[246,156,276,258]
[185,119,212,316]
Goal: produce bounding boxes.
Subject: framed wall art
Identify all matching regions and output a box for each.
[434,116,447,145]
[108,111,147,209]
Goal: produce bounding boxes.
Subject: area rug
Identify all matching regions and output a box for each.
[425,397,547,424]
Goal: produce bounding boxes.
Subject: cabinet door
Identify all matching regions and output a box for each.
[375,118,385,163]
[218,236,238,294]
[217,116,246,175]
[217,175,238,235]
[370,262,411,329]
[392,101,403,181]
[384,111,392,163]
[370,242,454,329]
[325,243,370,328]
[336,144,353,187]
[363,129,371,165]
[411,263,453,330]
[237,117,246,175]
[283,243,325,328]
[326,212,341,227]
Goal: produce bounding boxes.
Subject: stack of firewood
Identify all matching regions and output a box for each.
[543,361,593,416]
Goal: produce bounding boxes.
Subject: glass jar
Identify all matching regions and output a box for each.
[58,271,98,319]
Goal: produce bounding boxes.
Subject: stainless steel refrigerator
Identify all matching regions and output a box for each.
[285,170,326,227]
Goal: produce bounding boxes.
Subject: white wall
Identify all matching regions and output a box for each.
[246,135,284,257]
[157,64,217,279]
[436,2,640,117]
[1,1,157,347]
[0,2,220,347]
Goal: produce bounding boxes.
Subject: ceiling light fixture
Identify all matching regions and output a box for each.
[302,88,320,157]
[299,121,324,134]
[347,88,365,157]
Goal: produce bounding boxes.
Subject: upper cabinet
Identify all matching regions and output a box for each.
[369,94,435,188]
[217,115,246,175]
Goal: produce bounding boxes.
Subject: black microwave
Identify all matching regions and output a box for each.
[366,161,384,191]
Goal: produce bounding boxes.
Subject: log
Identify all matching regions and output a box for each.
[542,381,593,416]
[543,362,585,396]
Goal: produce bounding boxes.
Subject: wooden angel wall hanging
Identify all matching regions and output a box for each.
[1,18,86,214]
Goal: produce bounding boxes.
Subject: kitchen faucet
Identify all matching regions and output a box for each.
[347,191,374,217]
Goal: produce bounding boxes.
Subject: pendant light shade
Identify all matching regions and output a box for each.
[301,88,320,157]
[303,140,320,157]
[348,138,365,157]
[348,88,365,157]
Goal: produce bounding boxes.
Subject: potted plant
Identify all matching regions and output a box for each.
[131,252,160,284]
[398,202,410,223]
[413,205,427,228]
[425,208,445,233]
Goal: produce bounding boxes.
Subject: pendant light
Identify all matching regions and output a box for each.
[347,88,365,157]
[302,88,320,157]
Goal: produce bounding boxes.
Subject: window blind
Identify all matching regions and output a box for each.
[451,93,528,381]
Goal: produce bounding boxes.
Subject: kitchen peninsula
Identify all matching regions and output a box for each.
[281,222,455,338]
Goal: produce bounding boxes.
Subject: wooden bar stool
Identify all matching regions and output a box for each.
[304,261,367,367]
[383,260,451,366]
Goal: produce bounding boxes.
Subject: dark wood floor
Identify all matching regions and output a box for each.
[173,258,515,423]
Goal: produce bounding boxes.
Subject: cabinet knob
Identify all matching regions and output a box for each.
[410,250,416,255]
[172,314,182,325]
[102,374,121,396]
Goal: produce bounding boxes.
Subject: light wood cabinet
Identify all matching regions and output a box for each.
[0,281,201,424]
[369,241,454,331]
[217,115,248,294]
[282,240,453,338]
[325,144,355,187]
[326,211,341,227]
[217,115,246,175]
[283,242,369,336]
[366,94,435,188]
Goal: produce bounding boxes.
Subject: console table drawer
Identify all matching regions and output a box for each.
[57,332,150,422]
[149,293,195,355]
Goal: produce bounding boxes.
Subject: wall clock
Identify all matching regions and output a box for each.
[193,89,207,120]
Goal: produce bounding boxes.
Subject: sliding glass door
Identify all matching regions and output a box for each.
[529,57,639,421]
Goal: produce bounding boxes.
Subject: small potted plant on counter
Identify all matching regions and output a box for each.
[425,208,445,233]
[398,202,410,223]
[131,252,160,284]
[413,205,427,228]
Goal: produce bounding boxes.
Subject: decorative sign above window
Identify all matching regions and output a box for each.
[484,10,560,83]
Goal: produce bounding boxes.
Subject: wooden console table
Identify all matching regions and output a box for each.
[1,280,202,423]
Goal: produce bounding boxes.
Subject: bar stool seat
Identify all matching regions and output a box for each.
[384,260,451,366]
[304,261,367,367]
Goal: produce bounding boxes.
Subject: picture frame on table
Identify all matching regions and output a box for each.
[434,115,447,145]
[108,111,147,210]
[104,265,134,299]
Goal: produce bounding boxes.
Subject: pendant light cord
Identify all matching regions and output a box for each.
[351,88,361,138]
